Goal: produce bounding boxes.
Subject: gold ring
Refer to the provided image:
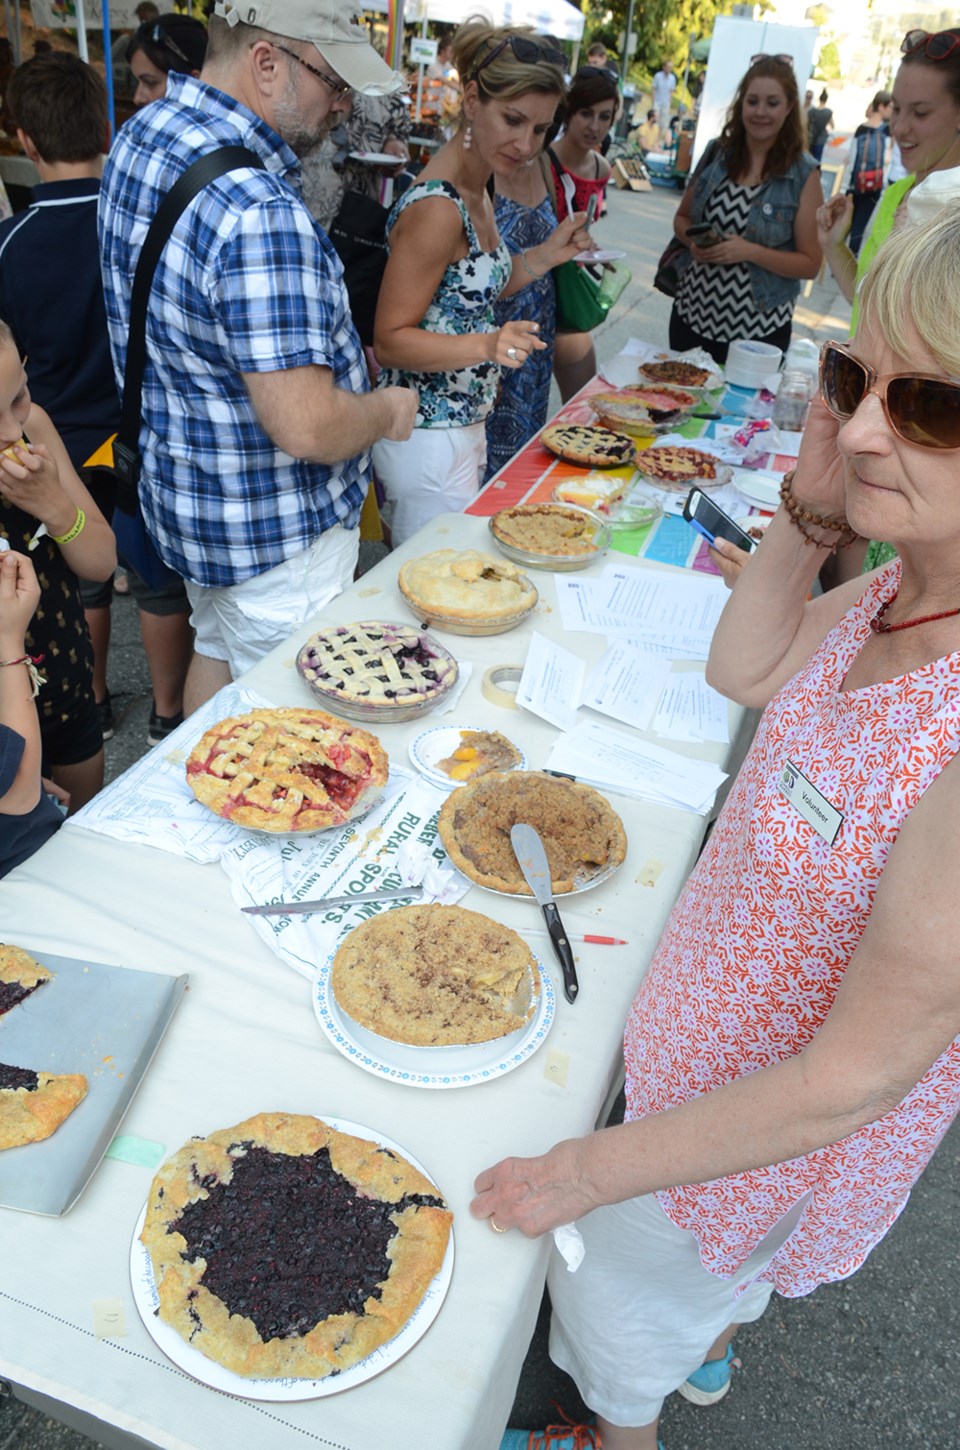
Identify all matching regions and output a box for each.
[489,1217,508,1234]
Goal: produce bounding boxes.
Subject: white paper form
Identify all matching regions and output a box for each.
[653,671,730,744]
[582,642,672,732]
[545,719,727,814]
[516,631,585,732]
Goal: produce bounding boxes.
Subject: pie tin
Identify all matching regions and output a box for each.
[296,621,459,723]
[635,461,734,495]
[488,505,612,573]
[397,573,539,636]
[539,425,636,470]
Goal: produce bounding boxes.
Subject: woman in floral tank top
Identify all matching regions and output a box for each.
[473,211,960,1450]
[372,20,591,546]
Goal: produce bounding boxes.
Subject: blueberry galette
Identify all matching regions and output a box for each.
[0,1061,88,1150]
[140,1112,452,1379]
[0,944,51,1018]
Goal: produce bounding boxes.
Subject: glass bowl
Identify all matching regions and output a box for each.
[296,620,459,723]
[606,486,665,532]
[489,504,611,572]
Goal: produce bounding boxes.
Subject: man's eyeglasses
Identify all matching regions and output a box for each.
[819,341,960,450]
[472,35,566,81]
[901,29,960,61]
[750,52,794,64]
[273,43,351,98]
[135,20,193,70]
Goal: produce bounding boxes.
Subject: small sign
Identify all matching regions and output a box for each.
[777,759,843,845]
[410,37,438,65]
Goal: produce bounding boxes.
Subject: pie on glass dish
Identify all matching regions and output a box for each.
[186,708,388,833]
[297,621,458,717]
[636,446,731,491]
[438,771,627,896]
[398,549,537,626]
[331,904,539,1046]
[139,1112,453,1380]
[590,386,700,430]
[490,503,606,559]
[0,944,51,1017]
[0,1061,88,1150]
[638,359,712,388]
[539,423,636,468]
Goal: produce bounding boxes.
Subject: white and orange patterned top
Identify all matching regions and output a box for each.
[624,559,960,1297]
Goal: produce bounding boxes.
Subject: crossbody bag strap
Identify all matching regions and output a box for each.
[113,145,265,489]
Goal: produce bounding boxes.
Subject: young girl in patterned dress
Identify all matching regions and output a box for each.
[669,55,822,367]
[476,210,960,1450]
[372,22,592,546]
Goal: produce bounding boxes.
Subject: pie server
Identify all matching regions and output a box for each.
[510,823,579,1004]
[242,884,424,917]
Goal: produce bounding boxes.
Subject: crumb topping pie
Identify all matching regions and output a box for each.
[186,708,388,832]
[436,729,521,782]
[140,1112,452,1379]
[398,549,537,623]
[438,771,627,895]
[331,904,539,1046]
[491,504,603,558]
[298,622,458,712]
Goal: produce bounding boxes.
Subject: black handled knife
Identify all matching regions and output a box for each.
[510,823,579,1004]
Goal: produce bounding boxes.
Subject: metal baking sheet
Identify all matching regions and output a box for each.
[0,949,187,1216]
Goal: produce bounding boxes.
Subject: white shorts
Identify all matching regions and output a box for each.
[372,422,486,547]
[185,525,359,678]
[546,1191,806,1427]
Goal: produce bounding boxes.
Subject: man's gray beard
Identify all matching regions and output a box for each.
[273,79,335,157]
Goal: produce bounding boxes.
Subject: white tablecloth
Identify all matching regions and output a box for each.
[0,513,754,1450]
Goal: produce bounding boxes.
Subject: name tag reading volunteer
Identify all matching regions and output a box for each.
[777,760,843,846]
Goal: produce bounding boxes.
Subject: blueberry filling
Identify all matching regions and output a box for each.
[0,979,45,1016]
[0,1062,40,1091]
[174,1145,444,1342]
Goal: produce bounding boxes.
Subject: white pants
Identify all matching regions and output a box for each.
[184,525,359,678]
[372,423,486,546]
[546,1190,806,1427]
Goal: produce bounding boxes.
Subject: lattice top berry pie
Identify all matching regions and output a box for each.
[186,708,388,833]
[297,621,458,715]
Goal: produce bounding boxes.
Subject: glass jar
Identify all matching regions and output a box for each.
[772,369,814,431]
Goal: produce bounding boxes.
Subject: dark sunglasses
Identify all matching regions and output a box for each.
[472,35,565,81]
[901,29,960,60]
[750,52,793,64]
[819,341,960,450]
[135,20,192,69]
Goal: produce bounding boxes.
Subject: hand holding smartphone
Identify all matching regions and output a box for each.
[682,488,757,554]
[687,222,725,248]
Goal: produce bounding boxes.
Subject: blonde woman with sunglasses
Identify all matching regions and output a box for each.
[478,210,960,1450]
[372,22,592,545]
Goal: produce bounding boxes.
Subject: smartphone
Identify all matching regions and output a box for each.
[687,222,725,248]
[586,195,598,226]
[682,488,757,554]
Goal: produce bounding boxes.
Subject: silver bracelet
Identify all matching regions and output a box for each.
[520,249,542,280]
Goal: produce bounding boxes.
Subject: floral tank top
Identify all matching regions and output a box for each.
[376,179,512,428]
[624,560,960,1298]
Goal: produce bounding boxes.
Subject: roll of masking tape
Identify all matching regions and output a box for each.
[481,665,524,710]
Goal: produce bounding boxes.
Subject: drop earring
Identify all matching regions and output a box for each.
[463,123,473,150]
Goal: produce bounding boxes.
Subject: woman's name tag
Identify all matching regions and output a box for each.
[777,760,843,845]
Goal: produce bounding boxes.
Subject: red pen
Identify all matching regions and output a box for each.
[515,928,628,946]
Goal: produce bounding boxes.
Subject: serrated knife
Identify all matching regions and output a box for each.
[242,884,423,917]
[510,823,579,1004]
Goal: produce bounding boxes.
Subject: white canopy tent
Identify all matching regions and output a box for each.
[402,0,585,43]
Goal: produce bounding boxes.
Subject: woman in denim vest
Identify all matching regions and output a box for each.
[668,55,822,366]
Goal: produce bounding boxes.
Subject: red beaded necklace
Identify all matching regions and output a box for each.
[870,591,960,634]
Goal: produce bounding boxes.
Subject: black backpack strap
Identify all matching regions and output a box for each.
[113,146,265,491]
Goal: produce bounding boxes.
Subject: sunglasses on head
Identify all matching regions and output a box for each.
[901,28,960,60]
[472,35,566,81]
[750,52,793,64]
[136,20,192,69]
[819,341,960,450]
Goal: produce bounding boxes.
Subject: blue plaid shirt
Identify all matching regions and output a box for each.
[99,74,368,588]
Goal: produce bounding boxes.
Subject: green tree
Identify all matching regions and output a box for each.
[581,0,770,88]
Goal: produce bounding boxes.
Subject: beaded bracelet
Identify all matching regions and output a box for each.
[779,473,858,554]
[519,249,542,280]
[51,506,85,546]
[0,653,45,697]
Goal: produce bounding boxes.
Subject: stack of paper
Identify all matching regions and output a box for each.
[556,566,729,661]
[545,720,727,815]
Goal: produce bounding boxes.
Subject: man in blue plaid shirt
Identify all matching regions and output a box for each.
[99,0,418,711]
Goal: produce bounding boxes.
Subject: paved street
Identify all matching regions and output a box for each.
[3,179,958,1450]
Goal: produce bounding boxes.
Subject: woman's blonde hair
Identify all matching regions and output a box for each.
[452,20,566,103]
[858,208,960,373]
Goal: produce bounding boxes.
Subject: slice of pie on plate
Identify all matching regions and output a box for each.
[186,708,388,833]
[0,1061,88,1150]
[331,904,539,1045]
[140,1112,453,1379]
[0,943,52,1017]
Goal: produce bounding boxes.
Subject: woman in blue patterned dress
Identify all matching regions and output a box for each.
[373,21,591,545]
[484,153,558,480]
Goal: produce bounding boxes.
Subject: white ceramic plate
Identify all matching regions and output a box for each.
[349,151,404,165]
[731,469,781,510]
[573,247,626,263]
[130,1118,454,1400]
[407,724,526,791]
[314,953,555,1089]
